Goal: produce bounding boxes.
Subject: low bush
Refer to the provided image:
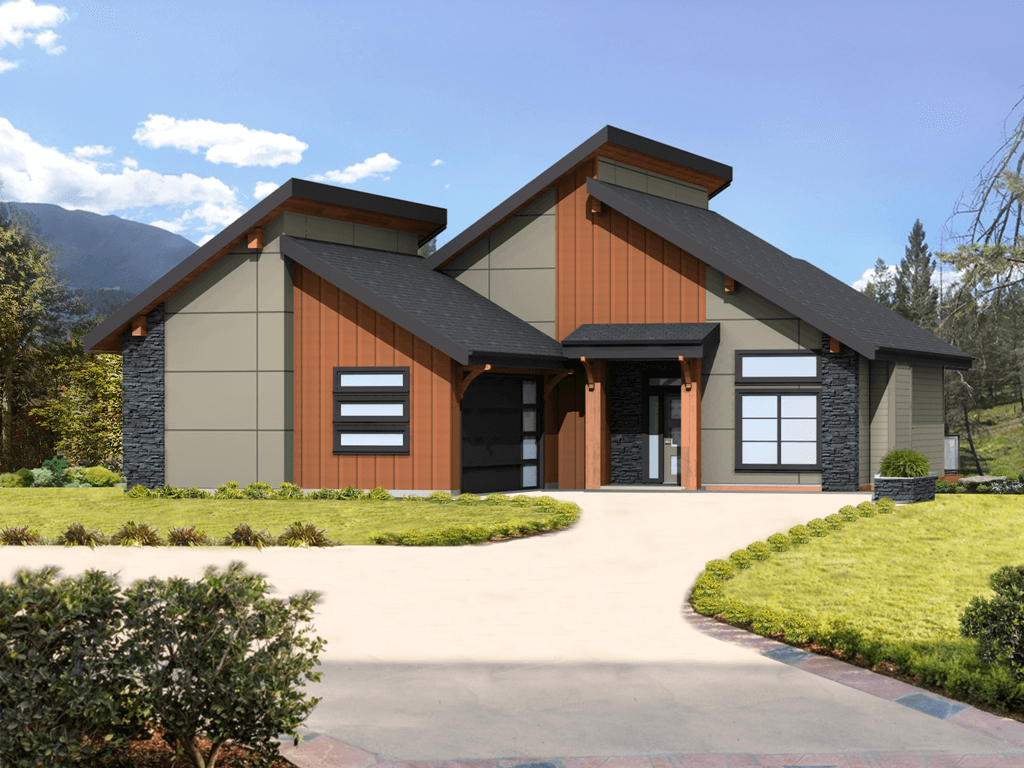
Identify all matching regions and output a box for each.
[704,559,735,580]
[824,513,844,530]
[63,466,87,485]
[82,466,122,488]
[31,467,55,488]
[167,526,214,547]
[0,525,46,545]
[367,486,394,501]
[0,470,30,488]
[213,481,245,500]
[154,483,183,499]
[277,521,336,548]
[425,491,454,504]
[729,549,753,569]
[935,478,959,494]
[838,505,860,522]
[857,500,878,517]
[879,448,931,478]
[806,518,829,537]
[456,492,482,504]
[961,565,1024,681]
[338,485,366,500]
[276,482,306,500]
[178,486,212,499]
[242,481,275,500]
[41,455,69,485]
[788,524,810,544]
[221,522,274,550]
[55,522,108,549]
[485,493,511,504]
[746,541,771,560]
[111,521,165,547]
[767,532,791,552]
[305,487,341,500]
[125,484,154,498]
[875,496,897,514]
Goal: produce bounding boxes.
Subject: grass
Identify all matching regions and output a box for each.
[957,400,1024,476]
[707,494,1024,716]
[0,487,571,545]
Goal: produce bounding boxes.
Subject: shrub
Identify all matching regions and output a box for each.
[485,493,511,504]
[838,505,860,522]
[155,483,183,499]
[729,549,753,569]
[456,492,482,504]
[82,465,121,488]
[807,518,829,537]
[305,488,341,500]
[242,481,275,500]
[125,484,154,498]
[0,567,145,766]
[276,482,306,500]
[41,455,69,486]
[857,500,878,518]
[111,521,165,547]
[704,559,735,580]
[277,521,336,548]
[120,562,325,768]
[338,485,366,500]
[977,484,991,494]
[31,467,55,488]
[63,466,87,485]
[0,525,45,545]
[767,532,791,552]
[961,565,1024,681]
[177,486,212,499]
[509,494,538,507]
[0,471,29,488]
[875,496,897,514]
[788,524,810,544]
[55,522,108,549]
[824,513,844,530]
[935,478,958,494]
[15,467,33,486]
[222,522,274,550]
[167,526,215,547]
[425,491,454,504]
[367,486,394,501]
[879,448,931,478]
[213,481,245,500]
[746,541,771,560]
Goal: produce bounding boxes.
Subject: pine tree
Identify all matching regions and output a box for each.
[863,257,895,308]
[893,219,939,330]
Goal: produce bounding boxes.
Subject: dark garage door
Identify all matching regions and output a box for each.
[461,375,541,494]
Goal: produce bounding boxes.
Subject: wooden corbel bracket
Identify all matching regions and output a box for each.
[132,314,147,337]
[580,357,595,392]
[457,364,491,402]
[543,369,573,400]
[724,275,737,293]
[588,196,603,215]
[247,227,264,249]
[829,336,841,354]
[679,355,693,391]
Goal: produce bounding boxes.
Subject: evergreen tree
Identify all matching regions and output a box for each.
[893,219,939,330]
[863,257,895,308]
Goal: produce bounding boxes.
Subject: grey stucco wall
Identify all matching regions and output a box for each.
[441,189,556,339]
[122,304,165,489]
[820,333,860,492]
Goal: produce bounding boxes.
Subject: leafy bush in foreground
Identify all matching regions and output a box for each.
[0,525,45,545]
[277,521,336,547]
[111,521,165,547]
[962,565,1024,681]
[55,522,108,549]
[221,522,274,550]
[879,448,930,478]
[167,526,214,547]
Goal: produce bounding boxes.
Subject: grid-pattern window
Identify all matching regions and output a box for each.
[735,391,820,470]
[333,367,410,455]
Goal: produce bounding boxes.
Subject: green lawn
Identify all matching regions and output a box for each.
[0,488,572,545]
[704,494,1024,716]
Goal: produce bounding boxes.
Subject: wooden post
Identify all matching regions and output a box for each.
[584,359,607,490]
[678,357,702,490]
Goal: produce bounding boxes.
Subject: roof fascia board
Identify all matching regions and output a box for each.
[562,322,720,347]
[424,126,732,272]
[466,352,570,369]
[83,179,447,353]
[565,345,708,359]
[585,178,880,361]
[281,236,471,365]
[874,348,973,370]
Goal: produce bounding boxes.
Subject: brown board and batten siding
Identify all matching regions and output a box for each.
[292,263,459,491]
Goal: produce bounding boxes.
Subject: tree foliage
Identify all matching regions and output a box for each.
[893,219,939,331]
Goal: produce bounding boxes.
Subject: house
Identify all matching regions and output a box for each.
[83,126,972,494]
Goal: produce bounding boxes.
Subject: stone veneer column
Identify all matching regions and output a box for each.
[820,332,859,491]
[609,362,645,484]
[121,304,165,489]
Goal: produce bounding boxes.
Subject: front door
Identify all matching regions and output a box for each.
[646,388,682,485]
[663,393,681,484]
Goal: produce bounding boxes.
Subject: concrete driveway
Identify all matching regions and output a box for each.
[1,490,1019,759]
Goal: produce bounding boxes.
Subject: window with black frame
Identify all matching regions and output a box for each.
[734,391,820,471]
[333,366,410,455]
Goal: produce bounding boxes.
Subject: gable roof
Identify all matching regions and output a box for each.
[282,236,567,367]
[83,180,447,353]
[423,125,733,272]
[586,178,972,369]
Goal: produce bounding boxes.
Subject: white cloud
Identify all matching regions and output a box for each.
[197,234,215,247]
[72,144,112,159]
[431,159,443,167]
[310,152,400,184]
[852,261,963,293]
[133,114,308,168]
[0,116,244,236]
[852,263,896,292]
[121,156,138,169]
[444,183,449,189]
[0,1,68,51]
[0,57,16,72]
[148,219,185,234]
[253,180,278,199]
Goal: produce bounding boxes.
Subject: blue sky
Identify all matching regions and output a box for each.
[0,0,1021,291]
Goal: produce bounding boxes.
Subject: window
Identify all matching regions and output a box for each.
[333,366,410,454]
[522,379,540,488]
[735,391,820,470]
[735,351,820,384]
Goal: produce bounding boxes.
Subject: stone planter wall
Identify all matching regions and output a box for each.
[873,474,937,503]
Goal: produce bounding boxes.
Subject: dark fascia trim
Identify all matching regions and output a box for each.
[562,323,721,349]
[282,235,472,365]
[424,126,733,272]
[565,345,708,359]
[874,347,974,370]
[83,179,447,354]
[466,351,571,370]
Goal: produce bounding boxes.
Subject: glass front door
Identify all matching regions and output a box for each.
[647,390,682,485]
[663,394,681,484]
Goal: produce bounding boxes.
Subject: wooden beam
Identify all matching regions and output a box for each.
[131,314,147,337]
[248,227,264,249]
[829,336,841,354]
[580,357,595,392]
[584,359,607,490]
[544,369,573,400]
[724,275,736,293]
[457,364,491,402]
[679,355,692,391]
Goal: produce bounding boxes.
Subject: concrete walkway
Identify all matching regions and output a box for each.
[4,490,1024,764]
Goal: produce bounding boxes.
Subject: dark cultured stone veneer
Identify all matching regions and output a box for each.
[609,362,646,483]
[820,332,860,492]
[122,304,165,489]
[873,474,937,503]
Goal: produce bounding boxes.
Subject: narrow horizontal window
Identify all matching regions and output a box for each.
[334,426,410,455]
[333,396,410,424]
[735,352,820,384]
[339,373,404,388]
[339,433,405,446]
[333,366,410,394]
[338,403,404,417]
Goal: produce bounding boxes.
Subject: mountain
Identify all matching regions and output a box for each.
[2,202,198,315]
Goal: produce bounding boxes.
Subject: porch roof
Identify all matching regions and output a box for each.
[561,322,720,359]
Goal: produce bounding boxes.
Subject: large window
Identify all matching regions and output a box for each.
[735,351,820,384]
[734,391,820,471]
[333,367,410,455]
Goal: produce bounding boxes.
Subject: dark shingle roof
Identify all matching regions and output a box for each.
[282,236,566,366]
[586,179,972,369]
[562,323,718,345]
